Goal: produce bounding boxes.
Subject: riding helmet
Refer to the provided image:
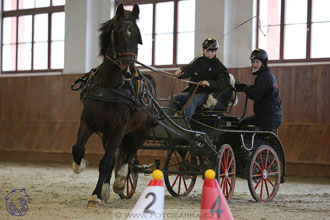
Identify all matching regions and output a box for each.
[249,48,268,65]
[202,38,219,51]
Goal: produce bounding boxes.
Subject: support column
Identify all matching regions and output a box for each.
[85,0,113,71]
[63,0,87,74]
[195,0,225,60]
[223,0,256,67]
[64,0,114,74]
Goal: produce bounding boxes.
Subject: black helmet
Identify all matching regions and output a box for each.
[202,38,219,51]
[250,48,268,65]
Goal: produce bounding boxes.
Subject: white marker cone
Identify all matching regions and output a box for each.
[127,169,164,220]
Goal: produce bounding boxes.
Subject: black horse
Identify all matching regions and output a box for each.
[71,3,156,207]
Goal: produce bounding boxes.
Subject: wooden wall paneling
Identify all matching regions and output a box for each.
[62,75,83,121]
[325,126,330,162]
[0,64,330,177]
[279,124,330,165]
[0,75,83,122]
[44,76,64,120]
[0,77,17,120]
[279,124,305,163]
[299,124,330,163]
[0,120,103,154]
[291,66,310,122]
[296,125,318,162]
[316,65,330,122]
[313,66,323,122]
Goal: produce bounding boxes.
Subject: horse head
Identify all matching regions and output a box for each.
[99,3,142,72]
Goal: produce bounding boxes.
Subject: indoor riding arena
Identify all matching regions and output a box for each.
[0,1,329,220]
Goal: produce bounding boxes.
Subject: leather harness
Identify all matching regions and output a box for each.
[72,67,152,111]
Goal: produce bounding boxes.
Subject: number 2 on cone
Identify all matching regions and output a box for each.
[143,192,156,214]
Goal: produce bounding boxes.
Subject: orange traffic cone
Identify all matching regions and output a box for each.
[200,169,234,220]
[127,169,164,220]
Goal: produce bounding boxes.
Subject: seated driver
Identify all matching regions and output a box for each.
[238,48,283,131]
[164,38,230,118]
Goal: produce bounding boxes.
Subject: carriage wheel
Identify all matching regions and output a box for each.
[164,150,198,197]
[248,145,281,202]
[215,144,236,202]
[114,150,138,199]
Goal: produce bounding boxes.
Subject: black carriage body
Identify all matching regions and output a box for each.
[141,111,286,179]
[114,82,286,201]
[212,126,286,183]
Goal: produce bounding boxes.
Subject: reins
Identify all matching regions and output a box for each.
[136,61,200,85]
[136,60,202,113]
[106,55,121,67]
[181,83,200,112]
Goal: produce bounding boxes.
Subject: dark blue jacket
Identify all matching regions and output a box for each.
[179,55,230,94]
[245,66,283,128]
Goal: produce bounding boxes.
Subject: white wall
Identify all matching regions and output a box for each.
[223,0,256,67]
[195,0,225,60]
[85,0,113,72]
[63,0,255,73]
[63,0,87,74]
[64,0,113,74]
[195,0,256,68]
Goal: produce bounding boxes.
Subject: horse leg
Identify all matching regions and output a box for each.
[113,148,139,195]
[88,131,124,208]
[101,143,118,203]
[72,120,93,174]
[113,133,140,195]
[101,169,112,204]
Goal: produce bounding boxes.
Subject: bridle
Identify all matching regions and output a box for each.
[105,19,139,68]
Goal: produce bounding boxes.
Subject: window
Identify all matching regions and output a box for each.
[1,0,65,73]
[257,0,330,62]
[116,0,195,67]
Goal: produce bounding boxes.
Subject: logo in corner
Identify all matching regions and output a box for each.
[5,188,30,217]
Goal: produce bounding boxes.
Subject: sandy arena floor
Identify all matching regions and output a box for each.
[0,161,329,220]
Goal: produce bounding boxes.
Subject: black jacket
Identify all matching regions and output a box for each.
[245,66,283,126]
[179,55,230,94]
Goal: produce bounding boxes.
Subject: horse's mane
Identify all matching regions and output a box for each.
[98,17,117,57]
[98,8,139,57]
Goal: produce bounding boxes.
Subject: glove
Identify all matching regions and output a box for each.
[235,82,248,92]
[174,69,182,78]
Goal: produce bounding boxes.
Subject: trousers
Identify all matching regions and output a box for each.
[164,92,209,118]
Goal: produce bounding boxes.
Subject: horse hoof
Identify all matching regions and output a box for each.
[87,195,101,208]
[72,159,89,174]
[113,182,125,195]
[101,183,110,203]
[113,164,128,194]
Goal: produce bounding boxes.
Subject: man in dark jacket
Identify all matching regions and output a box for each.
[164,38,230,118]
[239,48,283,131]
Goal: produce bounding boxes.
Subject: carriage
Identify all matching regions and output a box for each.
[114,88,286,203]
[70,3,285,207]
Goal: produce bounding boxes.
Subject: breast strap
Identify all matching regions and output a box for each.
[81,84,142,111]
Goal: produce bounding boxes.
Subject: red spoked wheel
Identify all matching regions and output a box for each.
[114,150,138,199]
[164,150,198,197]
[215,144,236,202]
[248,145,281,202]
